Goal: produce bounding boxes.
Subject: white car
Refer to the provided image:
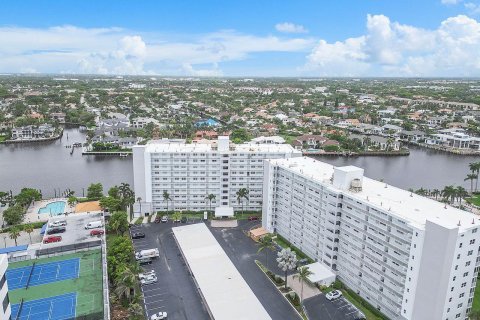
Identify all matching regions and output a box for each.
[161,216,168,223]
[140,274,157,285]
[139,270,156,280]
[49,220,67,227]
[150,311,167,320]
[325,290,342,301]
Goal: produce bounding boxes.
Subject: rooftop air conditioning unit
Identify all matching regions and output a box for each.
[350,178,363,192]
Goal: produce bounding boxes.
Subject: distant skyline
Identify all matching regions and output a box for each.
[1,0,480,77]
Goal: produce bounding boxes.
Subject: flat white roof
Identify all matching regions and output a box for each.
[303,262,336,283]
[268,157,480,231]
[215,206,234,217]
[138,139,298,154]
[172,223,271,320]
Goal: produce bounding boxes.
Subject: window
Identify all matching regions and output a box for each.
[468,250,473,256]
[470,239,476,245]
[466,261,471,267]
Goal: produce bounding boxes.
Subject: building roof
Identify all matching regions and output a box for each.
[141,137,299,154]
[267,157,480,232]
[172,223,271,320]
[303,262,336,283]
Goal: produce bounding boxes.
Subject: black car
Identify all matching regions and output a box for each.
[181,217,187,223]
[47,226,66,235]
[131,232,145,239]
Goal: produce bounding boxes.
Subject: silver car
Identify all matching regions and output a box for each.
[140,274,157,285]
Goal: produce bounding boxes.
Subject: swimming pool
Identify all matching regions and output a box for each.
[38,201,66,216]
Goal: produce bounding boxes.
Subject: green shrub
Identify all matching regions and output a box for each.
[332,280,344,290]
[134,217,143,225]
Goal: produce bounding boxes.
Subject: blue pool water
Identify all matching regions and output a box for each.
[38,201,66,215]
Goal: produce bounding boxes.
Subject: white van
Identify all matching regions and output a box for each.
[85,220,103,229]
[135,248,160,260]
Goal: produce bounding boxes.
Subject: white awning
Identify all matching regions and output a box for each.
[304,262,336,285]
[214,206,234,217]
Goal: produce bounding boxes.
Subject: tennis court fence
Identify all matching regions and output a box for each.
[36,240,102,257]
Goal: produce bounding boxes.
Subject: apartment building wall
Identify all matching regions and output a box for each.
[262,158,480,320]
[133,138,301,215]
[0,254,11,320]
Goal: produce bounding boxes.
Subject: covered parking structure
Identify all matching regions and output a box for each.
[172,223,271,320]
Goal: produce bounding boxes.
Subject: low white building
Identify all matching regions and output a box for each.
[262,157,480,320]
[427,128,480,150]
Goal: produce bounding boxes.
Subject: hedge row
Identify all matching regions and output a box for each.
[1,221,46,233]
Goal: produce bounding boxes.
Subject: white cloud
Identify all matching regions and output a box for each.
[304,14,480,76]
[275,22,308,34]
[0,26,313,75]
[442,0,461,4]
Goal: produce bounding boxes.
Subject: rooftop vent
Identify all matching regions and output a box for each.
[350,178,363,192]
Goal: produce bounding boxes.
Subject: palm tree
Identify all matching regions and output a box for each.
[136,197,142,216]
[456,186,468,204]
[277,248,297,290]
[236,188,249,218]
[9,227,21,246]
[205,194,216,213]
[465,174,477,195]
[114,267,136,302]
[163,190,171,214]
[470,162,480,193]
[431,189,440,200]
[119,182,135,213]
[294,266,314,306]
[442,185,457,204]
[24,224,34,244]
[257,234,275,270]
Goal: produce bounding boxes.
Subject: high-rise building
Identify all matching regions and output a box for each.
[0,254,11,320]
[133,136,301,215]
[262,157,480,320]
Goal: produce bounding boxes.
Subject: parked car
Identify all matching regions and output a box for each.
[326,290,342,301]
[49,220,67,227]
[248,216,260,221]
[85,220,103,229]
[139,270,156,281]
[138,257,152,265]
[180,217,187,223]
[154,216,161,223]
[44,235,62,244]
[161,215,168,223]
[140,274,158,285]
[135,248,160,260]
[90,229,104,236]
[150,311,168,320]
[47,226,66,235]
[131,232,145,239]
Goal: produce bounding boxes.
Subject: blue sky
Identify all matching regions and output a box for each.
[1,0,480,76]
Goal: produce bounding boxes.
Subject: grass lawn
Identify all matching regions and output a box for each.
[467,194,480,207]
[0,136,7,142]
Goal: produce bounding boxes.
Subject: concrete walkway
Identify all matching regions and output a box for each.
[0,228,43,247]
[211,220,238,228]
[287,274,321,300]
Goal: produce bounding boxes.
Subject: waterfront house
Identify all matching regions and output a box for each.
[50,112,66,122]
[399,130,426,143]
[426,128,480,150]
[292,135,328,150]
[250,136,286,144]
[350,133,400,151]
[11,124,55,140]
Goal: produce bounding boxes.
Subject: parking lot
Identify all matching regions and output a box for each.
[304,294,366,320]
[129,220,209,320]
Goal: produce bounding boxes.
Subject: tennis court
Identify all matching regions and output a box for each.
[6,258,80,290]
[11,292,77,320]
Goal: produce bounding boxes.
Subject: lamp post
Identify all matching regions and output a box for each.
[3,236,6,248]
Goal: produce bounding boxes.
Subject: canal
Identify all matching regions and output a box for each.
[0,128,477,197]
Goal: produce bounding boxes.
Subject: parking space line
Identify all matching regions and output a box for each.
[147,306,166,312]
[144,293,167,299]
[145,300,164,305]
[142,287,163,293]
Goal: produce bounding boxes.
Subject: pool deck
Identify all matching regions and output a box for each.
[25,198,74,223]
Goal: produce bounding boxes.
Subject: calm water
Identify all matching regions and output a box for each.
[318,146,478,190]
[0,128,477,197]
[0,127,133,197]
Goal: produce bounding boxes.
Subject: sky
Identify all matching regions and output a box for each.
[1,0,480,77]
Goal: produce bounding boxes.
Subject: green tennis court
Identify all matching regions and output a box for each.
[7,250,104,319]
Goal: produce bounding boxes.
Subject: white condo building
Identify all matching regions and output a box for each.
[262,157,480,320]
[0,254,11,320]
[133,136,301,216]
